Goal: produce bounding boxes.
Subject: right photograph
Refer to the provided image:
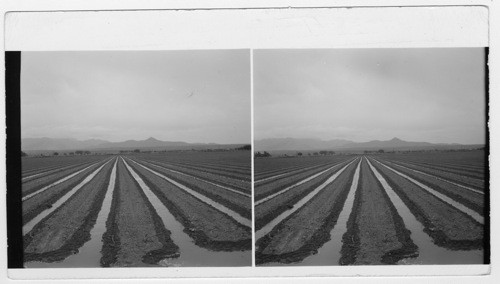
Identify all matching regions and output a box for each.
[253,48,488,266]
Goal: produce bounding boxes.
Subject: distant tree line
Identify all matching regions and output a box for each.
[75,150,92,155]
[254,151,272,158]
[303,150,336,156]
[235,145,251,151]
[364,149,386,154]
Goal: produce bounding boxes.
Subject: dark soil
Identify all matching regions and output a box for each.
[130,162,251,251]
[256,161,357,265]
[255,163,334,188]
[138,159,250,195]
[22,161,92,184]
[255,162,352,231]
[22,160,108,225]
[22,160,105,197]
[254,161,349,201]
[372,160,484,250]
[384,161,484,214]
[101,160,180,267]
[136,160,251,219]
[24,160,114,263]
[340,160,418,265]
[100,163,122,267]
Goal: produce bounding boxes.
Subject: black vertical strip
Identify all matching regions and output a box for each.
[484,46,490,265]
[5,51,23,268]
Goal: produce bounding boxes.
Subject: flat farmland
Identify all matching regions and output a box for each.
[22,151,251,267]
[255,151,487,265]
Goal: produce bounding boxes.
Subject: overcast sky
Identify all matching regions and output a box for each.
[254,48,486,144]
[21,50,250,144]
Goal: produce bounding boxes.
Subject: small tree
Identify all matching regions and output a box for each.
[21,151,27,157]
[237,145,251,150]
[53,152,59,156]
[297,152,303,156]
[133,149,141,153]
[255,151,272,158]
[378,149,385,153]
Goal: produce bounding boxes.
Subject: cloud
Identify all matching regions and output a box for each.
[254,48,486,144]
[21,50,251,144]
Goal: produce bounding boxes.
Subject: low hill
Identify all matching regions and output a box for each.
[22,137,245,152]
[255,137,481,153]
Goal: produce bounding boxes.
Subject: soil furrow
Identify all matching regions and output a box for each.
[388,158,485,177]
[132,159,251,219]
[22,159,112,225]
[370,158,484,250]
[142,159,250,193]
[163,160,251,177]
[255,162,333,183]
[340,158,417,265]
[376,159,484,222]
[388,159,484,188]
[255,162,341,189]
[126,158,251,251]
[22,159,107,198]
[130,159,251,227]
[101,158,179,267]
[147,159,250,181]
[138,159,251,198]
[255,158,354,203]
[256,160,359,264]
[383,160,484,195]
[256,159,358,236]
[22,160,96,182]
[23,159,116,262]
[255,160,356,231]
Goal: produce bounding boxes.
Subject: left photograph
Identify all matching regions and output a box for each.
[11,50,252,267]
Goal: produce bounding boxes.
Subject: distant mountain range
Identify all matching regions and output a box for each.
[254,137,479,152]
[22,136,482,153]
[22,137,243,151]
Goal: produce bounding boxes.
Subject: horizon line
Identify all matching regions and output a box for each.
[21,136,250,145]
[254,136,486,145]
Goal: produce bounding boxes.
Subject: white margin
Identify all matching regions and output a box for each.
[1,0,497,283]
